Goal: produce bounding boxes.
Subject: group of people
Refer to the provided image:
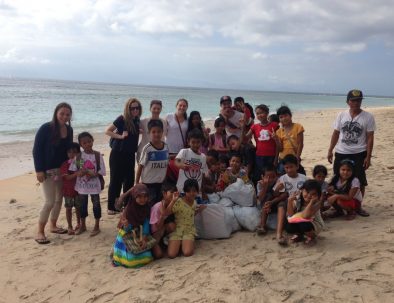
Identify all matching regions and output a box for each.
[32,89,376,268]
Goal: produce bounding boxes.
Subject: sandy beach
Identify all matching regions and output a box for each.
[0,107,393,303]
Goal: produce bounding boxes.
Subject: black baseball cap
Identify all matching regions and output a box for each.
[347,89,363,101]
[220,95,232,105]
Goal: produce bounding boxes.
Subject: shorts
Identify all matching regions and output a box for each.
[64,196,80,208]
[277,200,287,209]
[334,151,368,186]
[169,226,195,241]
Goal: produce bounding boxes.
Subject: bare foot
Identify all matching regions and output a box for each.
[74,224,81,231]
[67,228,75,235]
[90,229,100,237]
[75,226,87,235]
[277,236,287,246]
[256,226,267,236]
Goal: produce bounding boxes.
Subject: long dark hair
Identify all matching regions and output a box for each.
[187,111,203,133]
[329,160,356,194]
[50,102,72,143]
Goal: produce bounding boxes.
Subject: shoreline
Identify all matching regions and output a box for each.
[0,106,392,180]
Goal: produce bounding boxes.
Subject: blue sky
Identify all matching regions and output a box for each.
[1,0,394,95]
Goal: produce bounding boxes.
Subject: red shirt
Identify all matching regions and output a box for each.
[250,121,279,156]
[60,160,78,197]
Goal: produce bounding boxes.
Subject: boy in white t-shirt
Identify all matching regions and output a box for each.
[175,129,208,194]
[136,119,169,207]
[273,154,307,245]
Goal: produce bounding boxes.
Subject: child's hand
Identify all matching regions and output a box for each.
[36,172,45,183]
[171,191,180,202]
[263,201,273,213]
[269,127,277,139]
[196,204,207,213]
[259,175,270,187]
[117,215,128,229]
[276,182,285,191]
[138,238,147,249]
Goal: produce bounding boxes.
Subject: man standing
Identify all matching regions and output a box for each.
[327,89,376,216]
[219,96,244,139]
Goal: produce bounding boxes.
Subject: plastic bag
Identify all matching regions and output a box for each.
[195,204,236,239]
[222,179,255,207]
[233,205,261,231]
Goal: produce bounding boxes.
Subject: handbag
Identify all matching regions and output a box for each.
[75,151,105,190]
[122,225,157,254]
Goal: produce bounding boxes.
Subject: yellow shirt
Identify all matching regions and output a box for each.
[276,123,304,159]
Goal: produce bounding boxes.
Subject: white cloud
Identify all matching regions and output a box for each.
[0,48,50,64]
[1,0,394,94]
[252,52,268,60]
[2,0,394,52]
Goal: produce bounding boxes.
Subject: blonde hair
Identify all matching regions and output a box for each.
[123,98,142,134]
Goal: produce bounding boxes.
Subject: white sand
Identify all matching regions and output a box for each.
[0,107,393,303]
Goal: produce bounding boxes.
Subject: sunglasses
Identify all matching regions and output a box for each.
[130,106,140,111]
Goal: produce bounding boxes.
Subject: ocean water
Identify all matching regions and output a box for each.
[0,77,393,143]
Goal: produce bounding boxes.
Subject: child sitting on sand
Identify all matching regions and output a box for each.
[312,165,330,212]
[60,142,81,235]
[167,179,206,258]
[216,153,250,191]
[286,179,325,245]
[202,150,221,200]
[227,135,255,179]
[325,159,363,220]
[273,154,307,245]
[256,164,287,235]
[112,184,154,268]
[150,183,178,259]
[70,132,105,236]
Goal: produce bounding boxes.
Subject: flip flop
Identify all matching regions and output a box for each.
[35,238,50,245]
[345,212,356,221]
[356,208,370,217]
[290,234,304,243]
[304,237,316,246]
[90,229,101,237]
[322,209,344,219]
[50,227,68,234]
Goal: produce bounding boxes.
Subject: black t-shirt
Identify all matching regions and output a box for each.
[111,115,140,153]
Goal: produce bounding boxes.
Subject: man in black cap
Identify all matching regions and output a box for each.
[327,89,376,216]
[219,96,244,139]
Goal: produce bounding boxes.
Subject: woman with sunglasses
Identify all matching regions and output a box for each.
[105,98,142,215]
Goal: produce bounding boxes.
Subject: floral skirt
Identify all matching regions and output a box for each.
[112,229,153,268]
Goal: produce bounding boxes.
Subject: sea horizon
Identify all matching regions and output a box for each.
[1,76,393,144]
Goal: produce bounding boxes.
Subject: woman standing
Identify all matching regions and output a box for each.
[165,98,188,156]
[33,102,74,244]
[136,100,167,162]
[105,98,142,215]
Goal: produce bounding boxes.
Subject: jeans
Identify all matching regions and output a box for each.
[79,194,101,219]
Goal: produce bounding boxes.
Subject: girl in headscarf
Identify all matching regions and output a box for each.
[112,184,153,268]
